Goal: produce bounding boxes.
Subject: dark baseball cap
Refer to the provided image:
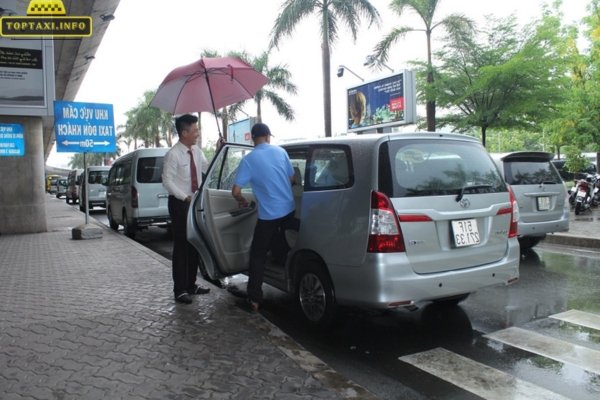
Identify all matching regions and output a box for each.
[251,123,273,138]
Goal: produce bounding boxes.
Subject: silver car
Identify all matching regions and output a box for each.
[188,133,520,325]
[493,151,569,250]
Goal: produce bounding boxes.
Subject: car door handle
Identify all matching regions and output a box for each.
[229,201,256,217]
[157,193,169,198]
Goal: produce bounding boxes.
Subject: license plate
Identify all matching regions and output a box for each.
[537,196,550,211]
[577,190,587,198]
[451,219,480,247]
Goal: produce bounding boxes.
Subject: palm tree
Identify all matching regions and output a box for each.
[270,0,380,137]
[237,51,298,123]
[372,0,473,132]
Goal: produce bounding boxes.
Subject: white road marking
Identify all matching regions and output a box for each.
[486,326,600,375]
[550,309,600,331]
[400,347,569,400]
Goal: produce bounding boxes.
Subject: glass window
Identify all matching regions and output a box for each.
[379,140,506,197]
[88,170,109,185]
[306,146,352,190]
[137,157,163,183]
[205,146,252,191]
[504,161,562,185]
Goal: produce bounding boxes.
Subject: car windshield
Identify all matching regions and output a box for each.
[379,139,506,197]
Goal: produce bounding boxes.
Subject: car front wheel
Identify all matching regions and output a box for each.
[296,262,336,327]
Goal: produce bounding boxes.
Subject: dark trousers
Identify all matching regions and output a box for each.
[168,196,198,296]
[247,211,296,303]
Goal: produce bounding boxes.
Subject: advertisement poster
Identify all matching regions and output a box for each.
[0,123,25,157]
[346,71,416,132]
[0,41,44,107]
[0,0,54,116]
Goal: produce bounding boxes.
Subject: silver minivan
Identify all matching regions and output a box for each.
[79,166,110,211]
[106,148,170,238]
[189,133,521,325]
[493,151,569,249]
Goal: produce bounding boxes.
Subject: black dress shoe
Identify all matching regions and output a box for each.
[175,293,192,304]
[189,286,210,295]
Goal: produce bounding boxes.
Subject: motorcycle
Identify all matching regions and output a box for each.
[572,175,594,215]
[592,173,600,207]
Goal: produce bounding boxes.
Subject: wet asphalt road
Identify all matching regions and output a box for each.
[92,210,600,399]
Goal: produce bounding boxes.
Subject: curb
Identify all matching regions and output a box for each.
[542,233,600,249]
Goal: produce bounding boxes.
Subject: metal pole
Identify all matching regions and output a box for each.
[84,152,89,225]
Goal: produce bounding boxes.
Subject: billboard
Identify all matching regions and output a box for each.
[345,70,416,132]
[228,117,255,145]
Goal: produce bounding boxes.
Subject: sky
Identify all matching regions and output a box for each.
[46,0,590,168]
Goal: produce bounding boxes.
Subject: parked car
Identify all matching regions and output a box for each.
[79,166,110,211]
[492,152,569,250]
[105,148,171,238]
[188,133,520,326]
[55,178,68,199]
[551,159,596,184]
[65,169,83,204]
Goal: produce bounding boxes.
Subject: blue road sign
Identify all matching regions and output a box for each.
[0,123,25,157]
[54,101,116,153]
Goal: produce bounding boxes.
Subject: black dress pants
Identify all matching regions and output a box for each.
[168,196,199,296]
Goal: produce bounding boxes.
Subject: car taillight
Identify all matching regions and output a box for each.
[131,186,138,208]
[497,186,519,238]
[368,191,405,253]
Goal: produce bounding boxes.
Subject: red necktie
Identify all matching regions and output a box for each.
[188,150,198,192]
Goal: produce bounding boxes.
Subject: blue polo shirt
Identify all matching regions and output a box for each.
[234,143,295,220]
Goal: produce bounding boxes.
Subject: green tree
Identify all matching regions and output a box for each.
[270,0,381,137]
[371,0,474,132]
[68,153,109,169]
[567,0,600,168]
[247,51,297,124]
[432,9,573,147]
[122,90,173,149]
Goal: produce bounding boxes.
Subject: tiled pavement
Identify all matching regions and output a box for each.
[0,196,374,400]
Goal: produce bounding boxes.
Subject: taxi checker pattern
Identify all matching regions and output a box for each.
[27,0,66,15]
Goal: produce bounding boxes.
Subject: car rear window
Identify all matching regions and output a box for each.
[503,160,562,185]
[88,170,108,185]
[378,139,506,197]
[137,157,164,183]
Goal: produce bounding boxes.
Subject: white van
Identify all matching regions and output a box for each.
[105,148,171,238]
[79,166,110,211]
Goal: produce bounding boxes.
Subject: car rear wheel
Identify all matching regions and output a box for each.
[123,210,136,239]
[107,207,119,231]
[296,262,336,327]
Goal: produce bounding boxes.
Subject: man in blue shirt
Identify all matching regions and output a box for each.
[231,123,296,312]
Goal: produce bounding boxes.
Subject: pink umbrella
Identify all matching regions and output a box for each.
[150,56,269,135]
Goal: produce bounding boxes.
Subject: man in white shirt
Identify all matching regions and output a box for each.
[162,114,210,304]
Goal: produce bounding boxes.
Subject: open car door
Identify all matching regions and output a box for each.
[187,143,257,280]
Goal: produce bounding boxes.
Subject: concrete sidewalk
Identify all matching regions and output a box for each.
[542,208,600,249]
[0,195,374,400]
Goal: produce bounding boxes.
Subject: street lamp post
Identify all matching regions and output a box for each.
[337,65,364,81]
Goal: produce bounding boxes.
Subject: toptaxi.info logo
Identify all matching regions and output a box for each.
[0,0,92,38]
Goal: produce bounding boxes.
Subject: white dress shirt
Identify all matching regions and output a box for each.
[162,141,209,201]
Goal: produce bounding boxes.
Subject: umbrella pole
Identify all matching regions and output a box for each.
[204,71,223,139]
